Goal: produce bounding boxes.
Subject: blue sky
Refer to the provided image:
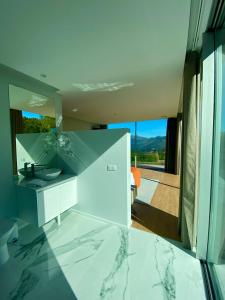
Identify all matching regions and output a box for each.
[108,119,167,138]
[22,111,167,138]
[22,111,42,119]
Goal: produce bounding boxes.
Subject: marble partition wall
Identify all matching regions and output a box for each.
[56,129,131,227]
[16,133,58,170]
[16,129,131,227]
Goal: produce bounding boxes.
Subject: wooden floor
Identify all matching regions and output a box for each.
[132,169,181,241]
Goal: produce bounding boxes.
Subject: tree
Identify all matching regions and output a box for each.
[23,116,56,133]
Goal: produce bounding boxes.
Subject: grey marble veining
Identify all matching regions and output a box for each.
[9,221,110,300]
[153,237,176,300]
[0,211,206,300]
[28,224,109,269]
[100,227,134,300]
[14,222,57,260]
[9,269,39,300]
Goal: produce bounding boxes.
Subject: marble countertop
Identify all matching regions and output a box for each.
[14,174,77,192]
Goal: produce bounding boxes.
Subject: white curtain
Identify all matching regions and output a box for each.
[179,52,200,249]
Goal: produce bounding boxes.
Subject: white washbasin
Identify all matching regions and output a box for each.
[35,168,62,181]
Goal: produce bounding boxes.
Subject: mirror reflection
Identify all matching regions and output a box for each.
[9,84,56,174]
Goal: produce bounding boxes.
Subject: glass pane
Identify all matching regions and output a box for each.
[108,120,167,169]
[135,119,167,170]
[207,40,225,297]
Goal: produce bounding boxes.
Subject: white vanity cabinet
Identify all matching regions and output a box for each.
[17,175,77,227]
[37,186,61,226]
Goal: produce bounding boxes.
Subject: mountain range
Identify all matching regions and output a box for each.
[131,135,166,152]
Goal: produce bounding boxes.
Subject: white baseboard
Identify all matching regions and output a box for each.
[71,208,131,229]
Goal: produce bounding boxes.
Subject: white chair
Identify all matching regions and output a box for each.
[0,218,18,265]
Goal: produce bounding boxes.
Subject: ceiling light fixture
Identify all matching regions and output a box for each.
[72,108,78,112]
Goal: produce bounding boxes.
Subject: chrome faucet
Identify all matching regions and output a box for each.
[23,162,46,178]
[24,162,31,178]
[31,163,46,177]
[24,162,31,169]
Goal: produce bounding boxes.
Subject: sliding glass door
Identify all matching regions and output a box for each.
[206,29,225,298]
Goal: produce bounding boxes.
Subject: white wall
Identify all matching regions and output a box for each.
[0,64,57,218]
[62,116,95,131]
[0,68,15,217]
[57,129,131,227]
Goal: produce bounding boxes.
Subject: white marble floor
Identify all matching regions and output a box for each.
[0,210,206,300]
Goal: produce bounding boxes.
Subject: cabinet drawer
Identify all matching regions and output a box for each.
[37,187,60,226]
[59,179,77,213]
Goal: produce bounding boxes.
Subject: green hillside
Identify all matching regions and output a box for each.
[131,135,166,152]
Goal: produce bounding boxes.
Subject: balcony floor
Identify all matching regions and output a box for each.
[132,169,181,241]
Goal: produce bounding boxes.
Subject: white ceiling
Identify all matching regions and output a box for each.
[0,0,191,124]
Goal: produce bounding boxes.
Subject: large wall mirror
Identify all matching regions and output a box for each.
[9,84,56,174]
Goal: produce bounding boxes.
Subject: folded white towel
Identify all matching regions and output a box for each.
[26,179,47,187]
